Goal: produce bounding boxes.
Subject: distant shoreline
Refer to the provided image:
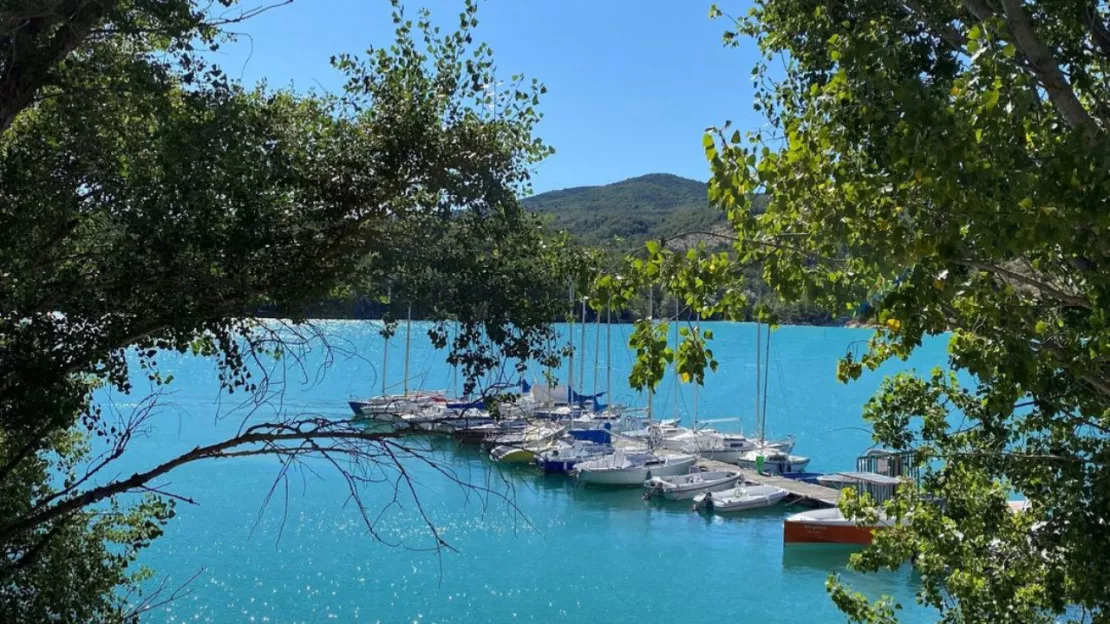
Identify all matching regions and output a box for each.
[254,313,871,329]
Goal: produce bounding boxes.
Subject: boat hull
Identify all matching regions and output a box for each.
[537,458,579,473]
[783,508,890,545]
[696,449,745,463]
[737,456,811,475]
[694,485,788,513]
[644,472,741,500]
[490,446,538,464]
[783,519,877,545]
[577,456,697,486]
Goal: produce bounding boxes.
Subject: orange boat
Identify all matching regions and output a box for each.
[783,472,901,545]
[783,507,894,545]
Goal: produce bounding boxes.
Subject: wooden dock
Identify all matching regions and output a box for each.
[635,443,841,508]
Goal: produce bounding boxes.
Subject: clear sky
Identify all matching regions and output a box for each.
[216,0,763,194]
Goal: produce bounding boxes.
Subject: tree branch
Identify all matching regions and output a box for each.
[0,421,405,543]
[956,259,1090,309]
[997,0,1102,141]
[1084,1,1110,57]
[901,1,969,53]
[0,0,123,134]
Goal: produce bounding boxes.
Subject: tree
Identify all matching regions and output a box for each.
[0,1,580,621]
[627,1,1109,621]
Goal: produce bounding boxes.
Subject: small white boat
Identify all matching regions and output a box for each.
[574,451,696,486]
[643,469,741,500]
[737,449,811,474]
[693,484,788,513]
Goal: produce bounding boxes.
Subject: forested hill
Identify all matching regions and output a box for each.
[523,173,726,247]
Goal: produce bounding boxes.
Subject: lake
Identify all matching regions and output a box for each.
[103,320,948,623]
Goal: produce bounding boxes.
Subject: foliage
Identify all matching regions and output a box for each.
[630,0,1110,621]
[0,1,582,620]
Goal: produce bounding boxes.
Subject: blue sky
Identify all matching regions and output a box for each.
[217,0,763,193]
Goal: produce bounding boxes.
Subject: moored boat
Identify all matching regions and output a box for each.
[644,469,741,500]
[693,484,788,513]
[574,451,697,486]
[490,442,548,464]
[782,507,895,545]
[737,449,811,474]
[535,440,614,473]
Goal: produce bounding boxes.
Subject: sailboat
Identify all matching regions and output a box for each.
[653,309,792,462]
[487,422,567,464]
[349,301,446,424]
[574,289,695,485]
[736,322,810,474]
[535,428,615,473]
[574,449,697,486]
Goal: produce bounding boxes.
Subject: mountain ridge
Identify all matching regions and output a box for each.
[524,173,727,247]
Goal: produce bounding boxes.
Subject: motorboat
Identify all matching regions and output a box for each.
[783,507,895,545]
[574,451,697,486]
[643,469,741,500]
[692,484,789,513]
[737,449,811,474]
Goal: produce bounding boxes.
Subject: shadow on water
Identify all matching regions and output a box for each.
[781,543,866,572]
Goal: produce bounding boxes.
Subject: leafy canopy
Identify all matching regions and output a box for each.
[0,1,584,621]
[628,1,1110,622]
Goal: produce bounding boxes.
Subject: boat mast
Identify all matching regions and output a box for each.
[647,286,654,424]
[403,302,412,396]
[761,324,772,446]
[567,283,574,405]
[579,297,587,394]
[755,321,762,446]
[693,310,699,430]
[606,298,612,409]
[451,319,459,398]
[672,298,679,422]
[592,300,601,399]
[381,285,391,397]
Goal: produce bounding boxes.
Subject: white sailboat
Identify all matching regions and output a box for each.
[350,301,446,423]
[574,449,697,486]
[574,288,695,484]
[737,322,810,474]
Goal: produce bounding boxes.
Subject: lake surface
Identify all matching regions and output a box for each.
[103,321,948,623]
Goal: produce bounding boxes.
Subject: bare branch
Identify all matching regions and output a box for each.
[0,421,405,543]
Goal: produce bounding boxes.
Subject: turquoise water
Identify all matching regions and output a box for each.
[102,321,948,623]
